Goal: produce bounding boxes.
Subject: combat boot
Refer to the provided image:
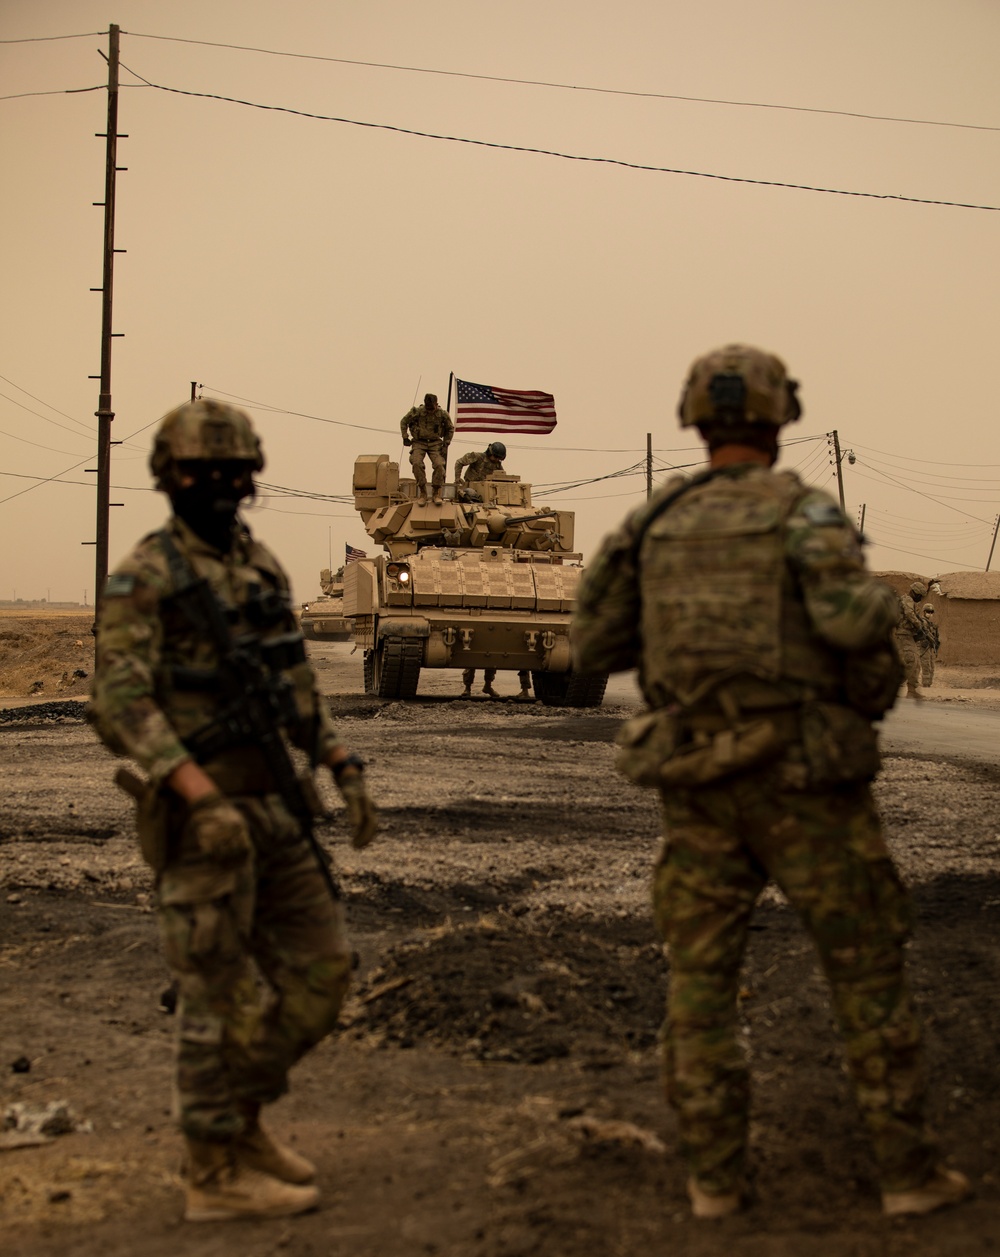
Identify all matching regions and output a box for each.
[482,684,500,699]
[432,490,444,506]
[882,1165,971,1217]
[460,686,472,698]
[236,1108,316,1184]
[517,685,533,701]
[687,1178,744,1219]
[183,1137,319,1223]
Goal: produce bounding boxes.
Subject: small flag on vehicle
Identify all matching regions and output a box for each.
[345,544,367,564]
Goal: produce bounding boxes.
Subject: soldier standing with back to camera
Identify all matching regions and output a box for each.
[89,400,378,1223]
[571,345,968,1220]
[400,391,454,505]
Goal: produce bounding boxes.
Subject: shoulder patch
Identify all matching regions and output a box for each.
[799,500,846,527]
[104,573,136,597]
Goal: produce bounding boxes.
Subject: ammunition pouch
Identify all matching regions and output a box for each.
[842,643,904,718]
[799,702,881,786]
[115,767,173,873]
[615,707,795,789]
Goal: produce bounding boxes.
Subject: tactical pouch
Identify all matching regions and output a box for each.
[615,709,792,788]
[800,702,881,786]
[842,643,904,717]
[114,767,172,873]
[614,709,680,786]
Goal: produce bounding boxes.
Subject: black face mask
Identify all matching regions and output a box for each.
[171,461,255,552]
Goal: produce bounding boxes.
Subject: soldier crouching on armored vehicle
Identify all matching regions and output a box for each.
[89,400,377,1224]
[572,344,969,1220]
[400,391,454,505]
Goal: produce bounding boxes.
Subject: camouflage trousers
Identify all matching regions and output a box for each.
[409,439,447,493]
[157,794,352,1142]
[893,630,921,693]
[653,770,937,1194]
[918,644,936,687]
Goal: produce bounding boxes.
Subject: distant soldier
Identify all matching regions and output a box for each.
[90,400,377,1223]
[454,442,507,484]
[894,580,931,699]
[400,392,454,506]
[919,604,940,686]
[460,666,531,700]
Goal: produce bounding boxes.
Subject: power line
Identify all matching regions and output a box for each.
[118,66,1000,214]
[0,32,104,43]
[0,86,103,102]
[120,30,1000,135]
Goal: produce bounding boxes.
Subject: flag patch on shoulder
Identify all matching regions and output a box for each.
[105,573,136,597]
[800,501,844,526]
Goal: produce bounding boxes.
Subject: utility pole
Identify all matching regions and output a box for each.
[830,429,846,511]
[190,381,198,402]
[646,433,653,500]
[986,515,1000,572]
[857,503,866,540]
[89,24,126,610]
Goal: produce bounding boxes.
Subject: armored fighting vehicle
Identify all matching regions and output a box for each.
[299,566,352,641]
[342,454,608,705]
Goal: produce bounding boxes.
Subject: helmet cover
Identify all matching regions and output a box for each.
[678,343,801,429]
[150,399,264,487]
[487,442,507,460]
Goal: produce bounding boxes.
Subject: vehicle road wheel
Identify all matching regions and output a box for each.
[373,637,422,699]
[531,670,608,708]
[363,648,376,693]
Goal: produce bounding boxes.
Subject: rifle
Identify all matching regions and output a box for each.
[156,530,341,901]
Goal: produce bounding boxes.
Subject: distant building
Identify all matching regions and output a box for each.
[875,570,1000,666]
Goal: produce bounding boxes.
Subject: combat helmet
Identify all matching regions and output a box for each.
[150,399,264,490]
[678,344,801,429]
[910,580,928,598]
[487,441,507,460]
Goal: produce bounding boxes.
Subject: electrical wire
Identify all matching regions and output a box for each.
[0,86,103,102]
[0,32,105,43]
[120,30,1000,134]
[118,65,1000,214]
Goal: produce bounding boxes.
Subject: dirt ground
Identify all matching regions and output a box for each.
[1,617,998,1256]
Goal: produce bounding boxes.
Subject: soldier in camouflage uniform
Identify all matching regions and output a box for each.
[918,605,940,686]
[894,581,931,699]
[453,441,507,484]
[400,392,454,505]
[571,345,968,1220]
[89,400,378,1223]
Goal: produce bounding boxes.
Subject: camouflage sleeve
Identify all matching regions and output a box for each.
[784,490,897,650]
[570,521,642,675]
[442,411,455,443]
[90,549,192,783]
[453,450,474,472]
[400,411,413,440]
[897,596,926,636]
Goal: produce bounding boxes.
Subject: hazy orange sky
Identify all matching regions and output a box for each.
[3,1,999,603]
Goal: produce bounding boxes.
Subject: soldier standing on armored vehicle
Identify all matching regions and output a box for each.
[400,391,454,505]
[572,344,968,1220]
[89,400,377,1224]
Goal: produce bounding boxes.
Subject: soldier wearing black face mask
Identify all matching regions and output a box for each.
[89,399,377,1224]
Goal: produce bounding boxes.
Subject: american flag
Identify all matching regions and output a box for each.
[454,379,557,434]
[345,544,367,564]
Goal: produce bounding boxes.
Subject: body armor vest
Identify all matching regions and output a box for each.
[638,469,843,708]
